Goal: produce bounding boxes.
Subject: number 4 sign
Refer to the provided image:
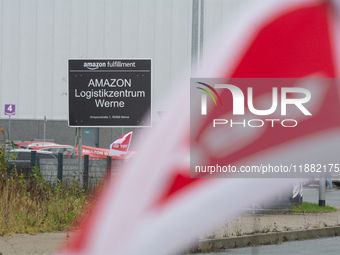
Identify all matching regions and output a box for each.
[4,104,15,115]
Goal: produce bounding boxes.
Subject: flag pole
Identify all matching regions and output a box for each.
[319,178,326,206]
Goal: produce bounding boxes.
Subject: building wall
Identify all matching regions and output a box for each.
[0,119,74,145]
[0,0,192,121]
[0,0,264,147]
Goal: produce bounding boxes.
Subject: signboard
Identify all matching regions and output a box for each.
[68,59,152,127]
[4,104,15,115]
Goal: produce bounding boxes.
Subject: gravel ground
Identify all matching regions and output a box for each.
[0,232,68,255]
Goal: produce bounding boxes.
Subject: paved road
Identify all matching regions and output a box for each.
[192,185,340,255]
[303,185,340,206]
[196,236,340,255]
[0,232,67,255]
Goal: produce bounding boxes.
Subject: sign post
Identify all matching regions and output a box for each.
[44,115,47,141]
[4,104,16,141]
[78,127,82,181]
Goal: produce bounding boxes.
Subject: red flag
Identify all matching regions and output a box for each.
[109,131,133,156]
[58,1,340,254]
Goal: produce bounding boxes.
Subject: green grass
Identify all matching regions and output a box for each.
[0,127,100,236]
[293,202,337,213]
[0,168,95,236]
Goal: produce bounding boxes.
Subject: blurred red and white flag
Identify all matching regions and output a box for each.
[58,1,340,254]
[109,131,133,156]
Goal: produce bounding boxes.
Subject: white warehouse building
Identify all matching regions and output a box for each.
[0,0,252,148]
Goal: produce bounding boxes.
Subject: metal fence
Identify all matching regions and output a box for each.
[40,156,124,188]
[5,150,124,188]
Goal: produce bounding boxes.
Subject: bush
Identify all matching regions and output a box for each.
[0,128,94,236]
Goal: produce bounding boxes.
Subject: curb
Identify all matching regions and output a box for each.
[197,226,340,250]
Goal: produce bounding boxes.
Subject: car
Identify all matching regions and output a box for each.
[301,178,316,187]
[36,145,75,158]
[301,177,340,188]
[6,149,57,177]
[27,143,61,150]
[15,141,59,149]
[330,175,340,187]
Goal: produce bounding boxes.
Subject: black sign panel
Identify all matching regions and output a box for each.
[68,59,151,127]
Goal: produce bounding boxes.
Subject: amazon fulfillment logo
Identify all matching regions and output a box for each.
[83,62,106,70]
[83,61,136,70]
